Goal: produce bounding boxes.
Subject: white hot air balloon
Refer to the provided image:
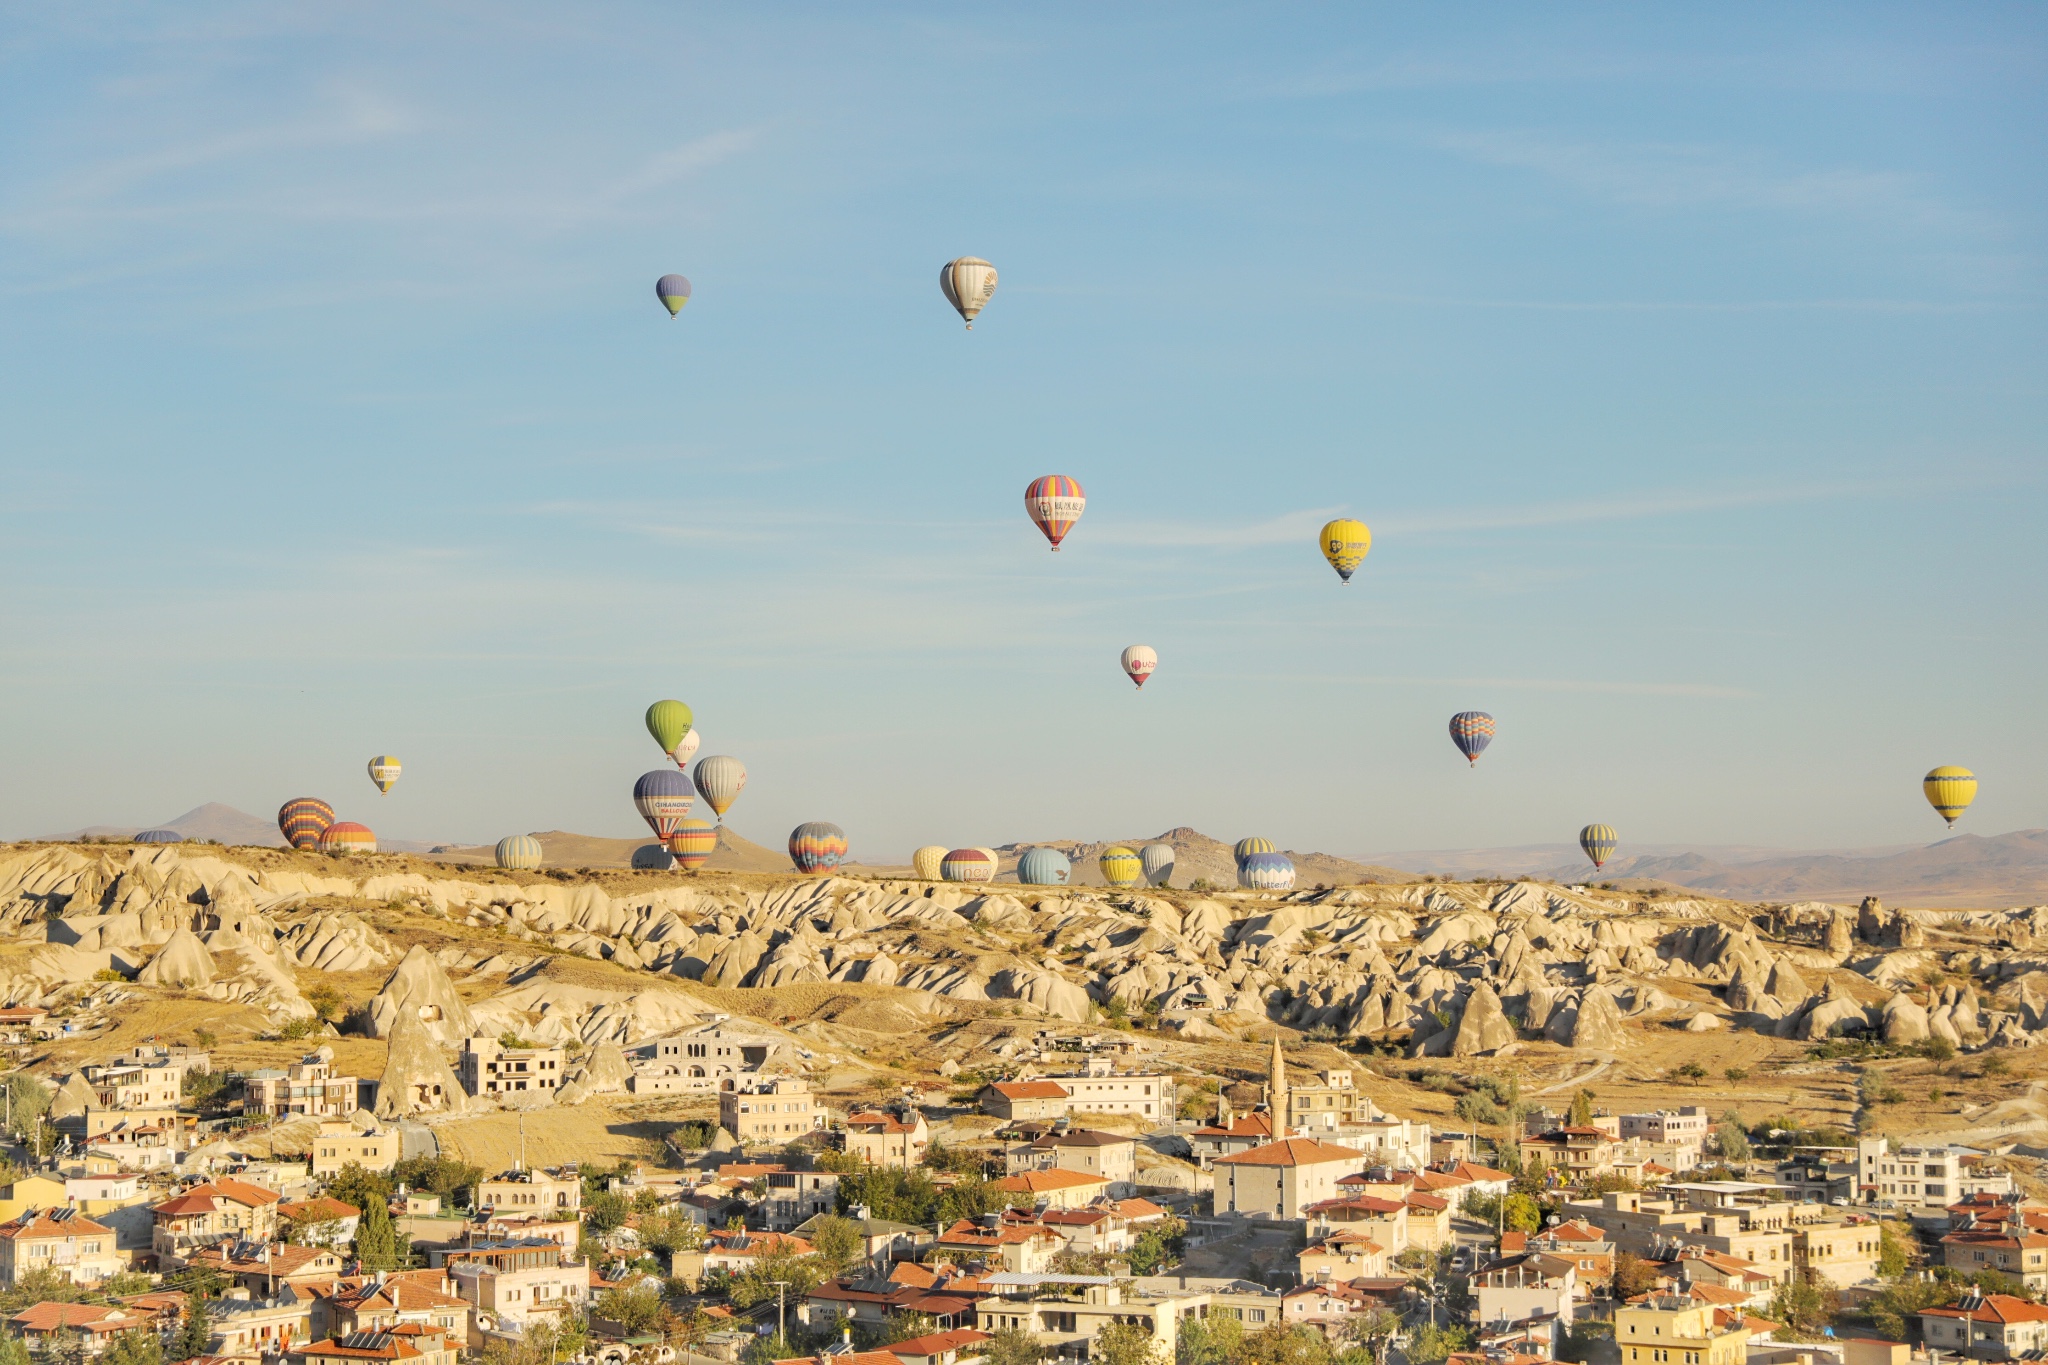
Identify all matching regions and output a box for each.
[1121,645,1157,689]
[940,257,998,329]
[693,755,748,821]
[671,729,701,770]
[1140,843,1175,887]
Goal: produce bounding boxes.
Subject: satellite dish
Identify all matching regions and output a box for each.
[1546,1214,1560,1226]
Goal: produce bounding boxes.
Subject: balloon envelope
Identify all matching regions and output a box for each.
[790,823,848,874]
[632,844,677,871]
[1017,848,1072,886]
[646,700,694,758]
[1140,843,1175,888]
[1319,518,1372,583]
[278,798,335,850]
[1233,837,1276,869]
[693,755,748,820]
[1121,645,1157,689]
[939,257,997,328]
[319,822,376,854]
[656,274,692,316]
[496,835,543,870]
[911,846,947,881]
[1025,475,1086,551]
[134,829,182,845]
[668,819,717,871]
[1580,824,1618,870]
[941,848,996,883]
[1239,851,1295,891]
[1924,766,1978,828]
[1100,847,1143,888]
[633,769,696,840]
[1449,713,1495,766]
[367,755,402,794]
[671,730,701,769]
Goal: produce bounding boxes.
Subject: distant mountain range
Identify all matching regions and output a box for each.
[48,803,443,853]
[1374,830,2048,908]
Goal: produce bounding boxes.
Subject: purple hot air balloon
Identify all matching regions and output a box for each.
[633,768,695,840]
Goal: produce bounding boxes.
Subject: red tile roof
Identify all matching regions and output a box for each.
[281,1197,361,1223]
[11,1304,142,1334]
[1217,1138,1365,1168]
[988,1081,1070,1101]
[1921,1295,2048,1325]
[1190,1114,1276,1139]
[0,1210,114,1240]
[847,1112,924,1135]
[888,1329,992,1358]
[993,1169,1107,1192]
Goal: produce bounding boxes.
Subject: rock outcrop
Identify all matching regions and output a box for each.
[364,944,476,1044]
[374,1013,468,1119]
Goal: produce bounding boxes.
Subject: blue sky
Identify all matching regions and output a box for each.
[1,5,2042,860]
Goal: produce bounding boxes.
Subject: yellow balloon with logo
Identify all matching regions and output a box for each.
[1319,518,1371,583]
[1923,766,1977,828]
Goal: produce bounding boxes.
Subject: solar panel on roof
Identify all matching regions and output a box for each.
[339,1332,393,1350]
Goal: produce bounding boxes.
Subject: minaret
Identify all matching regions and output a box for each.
[1267,1033,1288,1138]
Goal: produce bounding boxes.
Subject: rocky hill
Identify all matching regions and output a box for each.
[7,840,2048,1168]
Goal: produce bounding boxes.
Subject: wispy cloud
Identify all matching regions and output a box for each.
[1090,506,1346,549]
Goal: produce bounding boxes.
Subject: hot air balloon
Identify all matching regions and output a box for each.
[1025,476,1086,551]
[1319,518,1371,583]
[1449,713,1495,766]
[1580,824,1618,870]
[693,756,748,821]
[1100,847,1143,888]
[1239,851,1295,891]
[672,730,701,770]
[1233,837,1276,869]
[134,829,182,845]
[646,700,694,761]
[367,755,402,794]
[669,819,717,871]
[632,844,677,871]
[1121,646,1157,690]
[278,798,335,850]
[1140,843,1175,888]
[1924,767,1978,828]
[633,769,696,840]
[789,823,847,874]
[939,257,997,329]
[1017,848,1072,886]
[656,274,692,317]
[496,835,543,870]
[941,848,996,883]
[911,846,947,881]
[319,822,376,854]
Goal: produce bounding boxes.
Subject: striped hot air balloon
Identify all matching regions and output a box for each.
[1017,848,1071,886]
[495,835,543,870]
[632,844,677,871]
[134,829,182,845]
[633,769,695,840]
[319,822,376,854]
[278,798,335,850]
[911,846,947,881]
[1100,847,1143,888]
[1238,851,1295,891]
[1233,837,1276,869]
[656,274,692,317]
[1579,824,1618,870]
[1319,518,1372,583]
[1025,475,1085,551]
[789,823,847,874]
[1449,712,1495,766]
[668,819,717,871]
[939,257,997,329]
[693,756,747,821]
[941,848,996,883]
[1924,766,1978,828]
[1140,843,1175,888]
[367,755,402,794]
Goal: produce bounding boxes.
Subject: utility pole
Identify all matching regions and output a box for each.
[773,1280,789,1346]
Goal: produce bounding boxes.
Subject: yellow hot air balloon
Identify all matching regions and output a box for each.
[367,755,401,794]
[1923,766,1978,828]
[1319,518,1371,583]
[911,846,946,881]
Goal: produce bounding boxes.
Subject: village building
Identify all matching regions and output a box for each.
[1039,1056,1172,1122]
[310,1117,401,1177]
[1474,1251,1578,1334]
[991,1169,1111,1211]
[1217,1139,1371,1222]
[456,1037,565,1100]
[1004,1128,1139,1198]
[245,1052,374,1118]
[718,1073,829,1143]
[444,1241,588,1328]
[630,1024,788,1095]
[1942,1227,2048,1294]
[9,1302,158,1353]
[1919,1289,2048,1359]
[844,1110,930,1169]
[1619,1108,1712,1154]
[977,1081,1071,1123]
[79,1059,182,1110]
[475,1166,581,1218]
[0,1209,120,1285]
[1616,1291,1752,1365]
[149,1178,283,1267]
[761,1169,841,1232]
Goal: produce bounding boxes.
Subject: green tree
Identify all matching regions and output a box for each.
[1878,1220,1914,1279]
[1405,1323,1473,1365]
[985,1326,1046,1365]
[938,1176,1020,1223]
[883,1314,939,1345]
[171,1300,213,1362]
[103,1332,162,1365]
[810,1215,866,1276]
[1867,1278,1957,1341]
[1716,1123,1752,1163]
[741,1334,802,1365]
[391,1155,485,1208]
[1238,1324,1333,1365]
[1613,1252,1660,1299]
[583,1190,631,1233]
[729,1247,825,1308]
[1557,1320,1613,1364]
[1093,1322,1164,1365]
[1126,1216,1188,1276]
[594,1281,665,1336]
[0,1331,30,1365]
[354,1197,403,1271]
[1454,1094,1503,1127]
[3,1074,50,1139]
[1567,1090,1595,1127]
[637,1208,704,1259]
[324,1162,394,1215]
[1770,1276,1833,1341]
[1501,1193,1541,1233]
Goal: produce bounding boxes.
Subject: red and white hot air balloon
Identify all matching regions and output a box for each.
[1025,475,1085,551]
[1121,645,1157,689]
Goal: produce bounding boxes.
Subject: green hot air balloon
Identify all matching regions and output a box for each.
[646,700,694,760]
